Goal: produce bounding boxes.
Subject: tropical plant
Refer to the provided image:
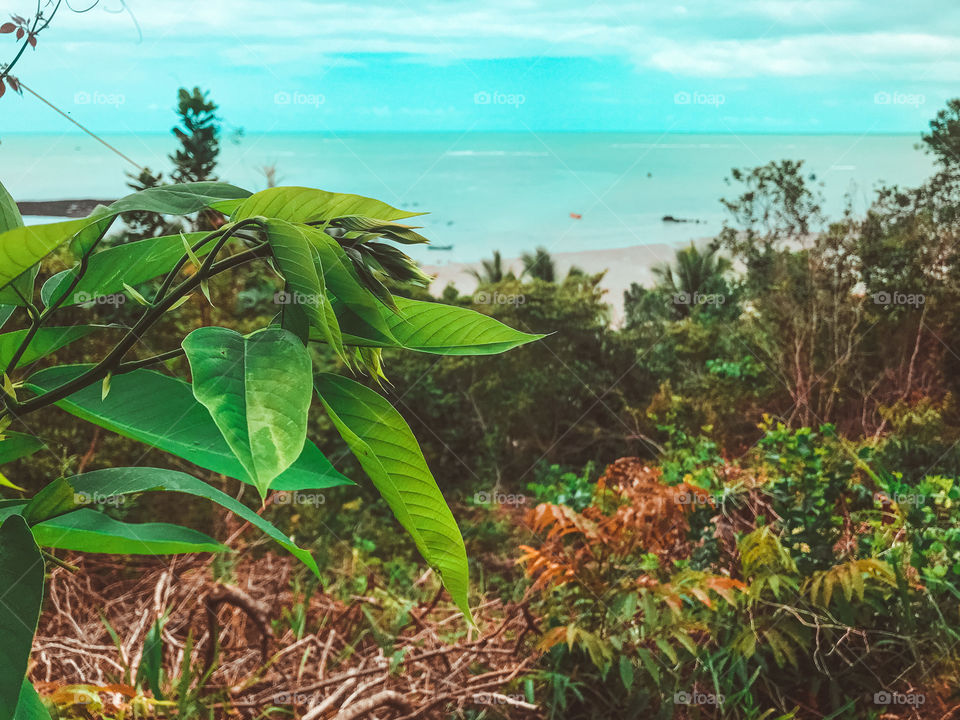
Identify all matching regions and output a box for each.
[521,246,556,282]
[170,87,220,185]
[0,177,541,719]
[468,249,514,284]
[650,241,736,319]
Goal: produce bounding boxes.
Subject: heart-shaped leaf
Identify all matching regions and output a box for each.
[25,366,350,491]
[182,327,313,500]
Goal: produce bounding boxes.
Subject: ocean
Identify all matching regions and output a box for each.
[0,132,934,263]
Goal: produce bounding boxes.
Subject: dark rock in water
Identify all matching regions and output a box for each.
[18,199,115,218]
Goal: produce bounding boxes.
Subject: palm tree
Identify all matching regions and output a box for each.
[521,246,556,282]
[469,250,510,284]
[652,242,733,316]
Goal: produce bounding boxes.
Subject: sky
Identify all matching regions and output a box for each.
[1,0,959,134]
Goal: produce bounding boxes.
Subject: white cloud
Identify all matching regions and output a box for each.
[647,33,960,79]
[24,0,960,82]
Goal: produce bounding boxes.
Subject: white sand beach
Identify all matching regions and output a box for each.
[422,241,697,324]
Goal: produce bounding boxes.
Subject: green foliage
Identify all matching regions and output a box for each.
[315,372,472,618]
[182,326,314,499]
[756,422,851,572]
[526,462,596,512]
[0,516,43,720]
[170,87,220,185]
[26,366,349,492]
[0,177,539,713]
[521,246,556,282]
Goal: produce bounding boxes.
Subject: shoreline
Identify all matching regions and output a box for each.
[423,240,699,323]
[17,199,114,217]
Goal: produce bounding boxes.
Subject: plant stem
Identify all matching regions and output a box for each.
[116,348,185,373]
[7,246,267,416]
[0,0,62,84]
[3,285,42,377]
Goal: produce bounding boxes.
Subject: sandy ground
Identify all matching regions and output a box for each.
[422,241,699,324]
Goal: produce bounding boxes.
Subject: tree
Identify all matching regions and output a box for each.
[650,241,735,319]
[468,250,514,285]
[170,87,220,184]
[120,167,167,238]
[923,98,960,173]
[521,246,556,282]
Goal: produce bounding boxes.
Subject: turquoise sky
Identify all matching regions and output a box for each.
[3,0,959,134]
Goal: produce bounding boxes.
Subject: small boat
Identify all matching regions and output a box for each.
[428,244,454,251]
[569,212,582,219]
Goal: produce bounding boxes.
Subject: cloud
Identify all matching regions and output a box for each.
[21,0,960,82]
[646,32,960,79]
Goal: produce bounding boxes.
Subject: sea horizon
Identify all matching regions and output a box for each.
[2,131,934,263]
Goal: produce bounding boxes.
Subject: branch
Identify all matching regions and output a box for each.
[7,244,268,416]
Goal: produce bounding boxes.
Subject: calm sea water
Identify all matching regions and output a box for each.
[0,132,934,262]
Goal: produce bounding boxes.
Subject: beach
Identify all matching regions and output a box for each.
[424,240,691,323]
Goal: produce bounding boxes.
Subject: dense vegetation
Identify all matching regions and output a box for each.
[4,91,960,719]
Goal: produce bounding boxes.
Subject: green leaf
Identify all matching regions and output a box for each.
[0,181,22,235]
[0,326,100,369]
[0,515,44,720]
[182,327,314,500]
[331,216,429,244]
[12,680,48,720]
[636,647,661,684]
[0,181,38,309]
[0,183,250,293]
[618,656,634,690]
[303,225,396,338]
[314,372,471,619]
[0,432,44,466]
[22,477,78,525]
[136,617,165,699]
[263,220,345,360]
[25,366,349,491]
[66,467,320,576]
[32,509,225,555]
[0,474,25,492]
[0,307,15,331]
[232,186,422,224]
[40,231,209,308]
[329,297,544,355]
